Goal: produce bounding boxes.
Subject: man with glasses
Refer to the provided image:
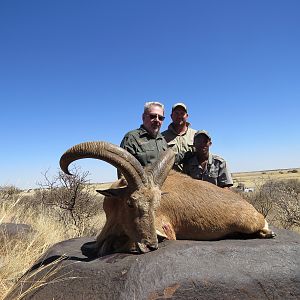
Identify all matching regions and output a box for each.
[120,101,168,167]
[162,102,197,171]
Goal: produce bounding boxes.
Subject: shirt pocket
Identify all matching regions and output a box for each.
[140,142,156,164]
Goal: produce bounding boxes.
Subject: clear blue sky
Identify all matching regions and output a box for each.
[1,0,299,189]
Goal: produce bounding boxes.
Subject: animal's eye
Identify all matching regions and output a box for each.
[126,199,134,208]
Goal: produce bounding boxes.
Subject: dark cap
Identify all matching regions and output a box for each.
[172,102,188,113]
[194,130,211,140]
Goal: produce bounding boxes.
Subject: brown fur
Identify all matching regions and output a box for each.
[94,171,274,256]
[157,171,266,240]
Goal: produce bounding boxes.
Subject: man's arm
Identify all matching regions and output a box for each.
[217,160,233,188]
[118,134,137,178]
[120,134,137,156]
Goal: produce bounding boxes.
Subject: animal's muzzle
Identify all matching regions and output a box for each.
[136,241,158,253]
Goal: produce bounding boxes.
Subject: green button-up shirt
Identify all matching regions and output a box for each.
[120,126,168,167]
[181,152,233,187]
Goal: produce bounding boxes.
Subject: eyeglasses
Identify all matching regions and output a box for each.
[148,114,165,121]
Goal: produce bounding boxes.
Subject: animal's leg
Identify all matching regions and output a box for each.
[162,223,176,240]
[257,220,276,238]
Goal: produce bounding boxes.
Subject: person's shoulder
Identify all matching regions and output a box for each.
[123,127,143,137]
[186,127,197,139]
[185,123,197,134]
[161,125,176,141]
[188,127,197,134]
[212,154,226,163]
[161,129,169,136]
[162,124,175,136]
[161,129,173,140]
[121,128,142,146]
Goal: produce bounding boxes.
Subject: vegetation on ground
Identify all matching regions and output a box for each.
[0,167,299,299]
[234,179,300,232]
[232,167,300,189]
[0,167,106,299]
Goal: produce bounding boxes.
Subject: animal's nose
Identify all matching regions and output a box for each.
[147,243,158,251]
[140,239,158,251]
[137,237,159,253]
[137,241,158,253]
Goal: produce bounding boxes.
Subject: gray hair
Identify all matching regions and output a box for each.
[144,101,165,113]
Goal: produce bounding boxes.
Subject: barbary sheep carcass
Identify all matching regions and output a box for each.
[60,141,275,256]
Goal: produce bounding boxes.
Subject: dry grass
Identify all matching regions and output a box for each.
[5,256,69,300]
[0,171,299,299]
[0,192,106,300]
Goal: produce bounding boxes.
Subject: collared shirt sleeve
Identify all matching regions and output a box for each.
[120,133,137,157]
[217,160,233,187]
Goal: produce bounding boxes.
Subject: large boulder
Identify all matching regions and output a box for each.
[5,228,300,300]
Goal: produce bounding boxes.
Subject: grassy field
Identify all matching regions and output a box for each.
[0,194,106,299]
[88,168,300,192]
[232,167,300,189]
[1,168,299,298]
[20,168,300,195]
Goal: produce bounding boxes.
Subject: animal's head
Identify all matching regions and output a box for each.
[59,141,174,254]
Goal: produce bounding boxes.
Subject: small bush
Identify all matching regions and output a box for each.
[37,166,104,235]
[244,179,300,230]
[0,185,22,199]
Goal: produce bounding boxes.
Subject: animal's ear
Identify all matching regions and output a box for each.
[96,186,128,198]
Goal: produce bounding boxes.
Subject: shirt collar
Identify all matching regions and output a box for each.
[168,122,191,135]
[139,125,163,139]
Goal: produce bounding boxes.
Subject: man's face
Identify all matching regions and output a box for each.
[194,134,212,156]
[142,105,165,137]
[171,107,188,126]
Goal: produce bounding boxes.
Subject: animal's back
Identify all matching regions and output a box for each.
[158,171,265,240]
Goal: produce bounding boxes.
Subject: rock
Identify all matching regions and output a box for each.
[5,228,300,300]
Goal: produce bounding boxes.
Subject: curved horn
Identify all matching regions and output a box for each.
[60,141,148,189]
[146,149,175,187]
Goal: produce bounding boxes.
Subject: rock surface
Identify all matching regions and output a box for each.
[5,228,300,300]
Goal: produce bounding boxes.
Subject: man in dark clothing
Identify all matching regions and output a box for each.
[178,130,233,188]
[120,101,168,167]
